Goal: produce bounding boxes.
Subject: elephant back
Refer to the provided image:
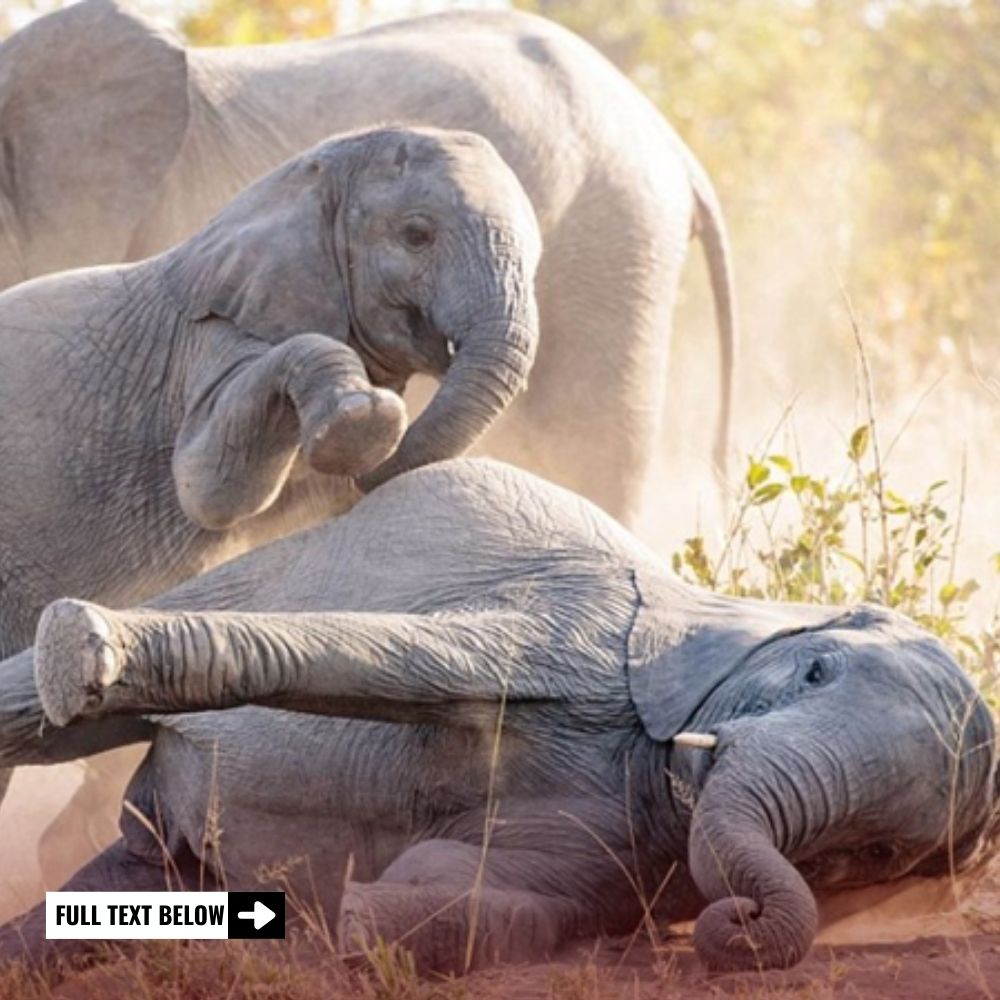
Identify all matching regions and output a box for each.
[150,458,646,619]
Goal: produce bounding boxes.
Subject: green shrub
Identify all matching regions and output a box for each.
[673,426,999,708]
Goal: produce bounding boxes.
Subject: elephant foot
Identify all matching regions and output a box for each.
[337,883,469,975]
[303,388,406,478]
[34,599,121,727]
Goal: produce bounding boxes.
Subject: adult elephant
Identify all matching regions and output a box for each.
[1,460,995,974]
[0,0,735,523]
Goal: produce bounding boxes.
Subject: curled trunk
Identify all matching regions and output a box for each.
[359,287,538,492]
[688,778,818,972]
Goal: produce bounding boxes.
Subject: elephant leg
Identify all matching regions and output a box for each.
[175,331,406,530]
[0,839,209,968]
[33,599,561,727]
[0,648,152,771]
[0,648,153,895]
[483,181,690,529]
[339,839,589,974]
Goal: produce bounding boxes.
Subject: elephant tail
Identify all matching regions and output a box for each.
[689,160,737,482]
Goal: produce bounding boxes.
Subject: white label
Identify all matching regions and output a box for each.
[46,891,230,940]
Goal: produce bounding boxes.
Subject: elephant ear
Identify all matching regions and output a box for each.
[627,564,838,742]
[160,146,353,343]
[0,0,189,273]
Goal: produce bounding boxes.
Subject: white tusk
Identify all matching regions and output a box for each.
[673,731,718,750]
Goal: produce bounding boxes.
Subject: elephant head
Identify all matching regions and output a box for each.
[629,570,999,972]
[161,126,541,488]
[0,0,188,290]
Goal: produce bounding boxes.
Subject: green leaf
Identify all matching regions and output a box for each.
[747,460,770,488]
[790,475,810,495]
[751,483,785,506]
[849,424,871,461]
[768,454,794,473]
[832,548,864,571]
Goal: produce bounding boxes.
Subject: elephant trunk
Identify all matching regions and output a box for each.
[359,269,538,492]
[688,766,818,972]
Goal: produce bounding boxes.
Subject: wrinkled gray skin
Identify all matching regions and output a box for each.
[0,125,540,865]
[0,0,735,523]
[0,125,539,651]
[0,461,995,975]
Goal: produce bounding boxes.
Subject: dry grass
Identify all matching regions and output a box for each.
[2,907,997,1000]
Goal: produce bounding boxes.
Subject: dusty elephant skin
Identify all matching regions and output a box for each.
[0,460,995,975]
[0,0,735,524]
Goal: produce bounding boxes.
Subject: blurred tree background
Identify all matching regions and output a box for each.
[4,0,996,378]
[519,0,1000,381]
[182,0,342,43]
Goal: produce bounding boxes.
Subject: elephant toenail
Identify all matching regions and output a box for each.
[337,393,371,416]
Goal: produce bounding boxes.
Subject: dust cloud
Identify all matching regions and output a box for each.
[0,764,83,923]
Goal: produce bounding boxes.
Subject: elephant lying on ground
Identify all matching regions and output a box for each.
[0,0,735,522]
[1,460,995,973]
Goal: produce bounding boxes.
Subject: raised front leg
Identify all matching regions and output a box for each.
[175,331,406,530]
[33,599,570,728]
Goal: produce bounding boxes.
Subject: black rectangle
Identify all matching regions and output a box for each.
[227,891,286,940]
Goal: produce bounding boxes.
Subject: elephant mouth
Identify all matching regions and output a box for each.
[347,324,410,394]
[347,310,453,394]
[794,846,913,891]
[671,728,728,800]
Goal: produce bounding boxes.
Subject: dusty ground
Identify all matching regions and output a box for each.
[0,862,996,999]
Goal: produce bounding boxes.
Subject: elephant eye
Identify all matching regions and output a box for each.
[804,659,826,685]
[866,842,895,862]
[401,220,435,251]
[802,654,839,687]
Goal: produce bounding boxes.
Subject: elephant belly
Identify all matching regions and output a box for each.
[131,708,502,902]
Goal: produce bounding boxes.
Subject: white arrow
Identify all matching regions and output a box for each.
[237,900,275,930]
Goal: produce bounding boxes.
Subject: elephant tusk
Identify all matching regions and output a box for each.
[673,732,719,750]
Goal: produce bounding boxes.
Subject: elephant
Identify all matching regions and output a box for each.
[0,124,540,872]
[0,125,539,657]
[0,0,736,525]
[0,460,994,974]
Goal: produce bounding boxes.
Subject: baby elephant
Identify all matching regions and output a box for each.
[0,125,539,654]
[1,460,996,974]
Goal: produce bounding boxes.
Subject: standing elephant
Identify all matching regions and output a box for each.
[0,0,735,523]
[0,124,539,868]
[0,125,539,656]
[0,461,995,974]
